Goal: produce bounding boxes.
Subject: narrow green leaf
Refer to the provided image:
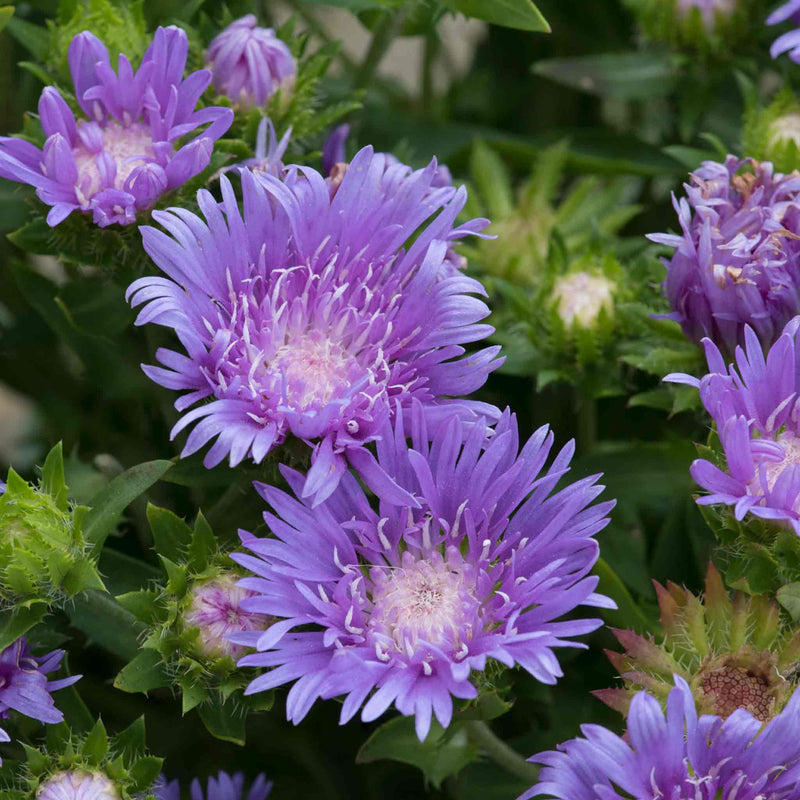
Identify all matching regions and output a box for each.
[441,0,549,32]
[357,717,477,788]
[0,7,15,34]
[147,504,192,563]
[5,15,50,60]
[55,661,94,736]
[187,511,216,573]
[98,548,160,596]
[114,650,168,694]
[41,443,68,510]
[198,700,247,746]
[83,460,173,553]
[593,558,656,635]
[158,556,187,596]
[0,604,48,651]
[82,719,109,765]
[66,590,145,660]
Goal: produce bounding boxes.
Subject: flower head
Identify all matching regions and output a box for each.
[649,156,800,358]
[206,15,295,109]
[0,26,233,227]
[233,408,614,741]
[183,574,271,660]
[127,148,500,504]
[678,0,736,29]
[0,637,80,759]
[666,317,800,534]
[36,771,121,800]
[155,772,272,800]
[551,270,616,330]
[523,677,800,800]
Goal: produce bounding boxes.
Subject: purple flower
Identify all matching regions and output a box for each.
[206,15,296,109]
[522,677,800,800]
[183,574,271,659]
[769,1,800,61]
[0,637,80,760]
[155,772,272,800]
[666,317,800,533]
[231,118,291,178]
[0,27,233,228]
[37,771,121,800]
[127,147,500,504]
[649,156,800,358]
[231,408,614,741]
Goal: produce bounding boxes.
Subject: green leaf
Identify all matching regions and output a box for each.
[441,0,549,32]
[198,699,247,745]
[98,549,160,596]
[593,558,656,634]
[147,504,192,564]
[533,52,676,100]
[158,555,187,596]
[82,719,109,766]
[22,743,49,775]
[114,716,147,760]
[82,460,173,553]
[66,590,145,660]
[114,650,168,694]
[187,511,216,573]
[55,660,94,735]
[116,590,161,624]
[0,604,48,651]
[5,15,50,60]
[0,7,15,34]
[777,583,800,622]
[180,681,208,715]
[61,559,107,595]
[357,717,477,788]
[129,756,164,793]
[455,691,513,722]
[41,443,68,511]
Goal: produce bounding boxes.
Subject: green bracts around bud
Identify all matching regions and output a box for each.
[596,563,800,721]
[743,89,800,174]
[0,444,104,610]
[15,717,161,800]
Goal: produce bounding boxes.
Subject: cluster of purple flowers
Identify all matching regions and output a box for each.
[156,771,272,800]
[523,676,800,799]
[651,156,800,358]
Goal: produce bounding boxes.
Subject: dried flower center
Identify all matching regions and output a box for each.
[369,556,476,652]
[36,771,121,800]
[183,575,269,659]
[72,122,156,204]
[700,665,773,720]
[551,271,615,329]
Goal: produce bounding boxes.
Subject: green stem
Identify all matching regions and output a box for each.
[465,720,540,784]
[355,10,404,90]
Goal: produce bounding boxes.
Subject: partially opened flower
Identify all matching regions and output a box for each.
[36,771,121,800]
[666,317,800,533]
[649,156,800,358]
[155,772,272,800]
[523,677,800,800]
[0,26,233,227]
[127,148,500,503]
[232,408,614,741]
[0,637,80,761]
[206,15,295,109]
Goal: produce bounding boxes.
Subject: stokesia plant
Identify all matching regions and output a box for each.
[9,0,800,797]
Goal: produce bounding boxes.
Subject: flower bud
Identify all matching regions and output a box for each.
[551,270,615,330]
[743,89,800,174]
[36,771,121,800]
[206,15,296,109]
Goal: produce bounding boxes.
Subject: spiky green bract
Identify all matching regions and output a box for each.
[14,717,161,800]
[624,0,763,56]
[114,506,271,739]
[462,140,640,288]
[742,88,800,174]
[596,563,800,721]
[0,444,104,610]
[48,0,150,81]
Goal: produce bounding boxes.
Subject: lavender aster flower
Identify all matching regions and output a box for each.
[666,317,800,533]
[522,677,800,800]
[155,772,272,800]
[649,156,800,358]
[0,637,80,761]
[0,27,233,228]
[769,1,800,61]
[206,15,296,109]
[36,771,120,800]
[127,147,500,503]
[232,408,614,741]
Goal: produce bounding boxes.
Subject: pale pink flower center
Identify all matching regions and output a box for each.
[72,122,155,205]
[36,771,120,800]
[552,271,615,329]
[752,431,800,503]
